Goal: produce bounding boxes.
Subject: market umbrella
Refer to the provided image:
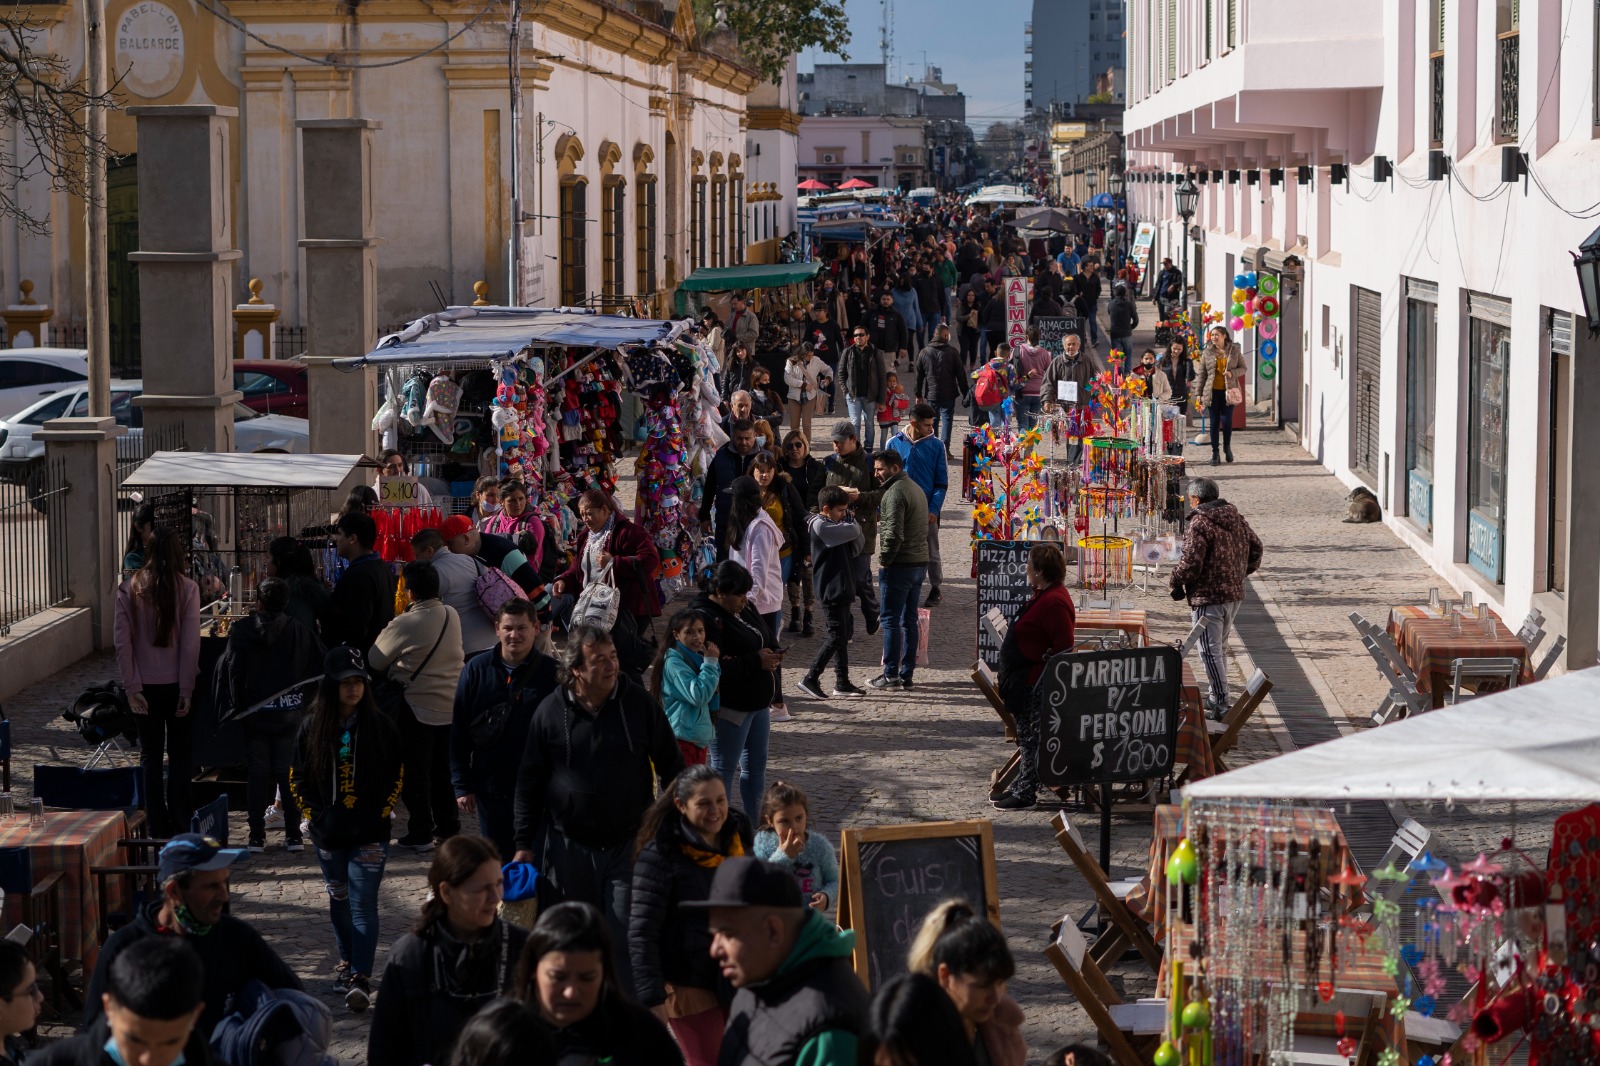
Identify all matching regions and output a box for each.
[1014,206,1090,235]
[797,179,832,191]
[1184,666,1600,803]
[1086,192,1121,209]
[837,178,874,190]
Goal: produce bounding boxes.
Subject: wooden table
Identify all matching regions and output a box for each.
[1387,605,1532,707]
[1077,607,1150,647]
[0,810,128,972]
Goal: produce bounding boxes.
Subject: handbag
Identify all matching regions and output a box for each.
[472,557,524,621]
[571,562,621,631]
[373,611,450,722]
[1225,376,1244,406]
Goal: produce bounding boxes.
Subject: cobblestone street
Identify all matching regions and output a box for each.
[1,313,1549,1060]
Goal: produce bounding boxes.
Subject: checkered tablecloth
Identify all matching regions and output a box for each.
[1076,607,1150,647]
[0,809,128,972]
[1176,663,1214,781]
[1387,605,1531,704]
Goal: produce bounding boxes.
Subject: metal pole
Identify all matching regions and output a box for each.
[508,0,523,306]
[85,0,109,417]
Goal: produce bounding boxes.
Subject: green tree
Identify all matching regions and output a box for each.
[693,0,851,83]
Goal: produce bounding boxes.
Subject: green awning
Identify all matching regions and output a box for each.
[677,262,821,293]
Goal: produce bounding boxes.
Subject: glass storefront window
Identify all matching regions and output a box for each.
[1467,314,1510,581]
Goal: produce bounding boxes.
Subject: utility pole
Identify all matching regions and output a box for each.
[85,0,109,417]
[508,0,524,306]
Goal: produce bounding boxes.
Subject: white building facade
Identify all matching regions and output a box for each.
[796,115,928,189]
[1122,0,1600,671]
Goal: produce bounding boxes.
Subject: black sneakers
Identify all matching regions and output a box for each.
[345,973,372,1012]
[395,834,435,852]
[924,587,943,607]
[796,676,827,701]
[992,792,1038,811]
[831,682,866,698]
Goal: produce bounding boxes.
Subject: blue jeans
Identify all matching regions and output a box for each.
[879,564,927,682]
[315,841,389,976]
[1015,395,1042,430]
[711,709,771,816]
[935,404,955,448]
[846,395,875,450]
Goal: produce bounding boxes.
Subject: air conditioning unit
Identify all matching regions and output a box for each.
[902,153,915,164]
[822,153,837,164]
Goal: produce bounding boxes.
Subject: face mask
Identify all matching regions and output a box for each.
[756,436,768,448]
[480,503,501,515]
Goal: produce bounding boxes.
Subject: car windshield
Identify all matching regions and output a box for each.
[17,394,73,425]
[233,402,261,421]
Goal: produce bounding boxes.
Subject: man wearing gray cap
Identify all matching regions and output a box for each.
[82,833,301,1039]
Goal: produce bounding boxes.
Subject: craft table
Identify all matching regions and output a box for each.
[1386,605,1532,708]
[1175,663,1213,781]
[0,810,128,972]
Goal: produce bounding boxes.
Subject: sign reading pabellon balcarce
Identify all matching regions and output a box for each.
[1036,646,1182,787]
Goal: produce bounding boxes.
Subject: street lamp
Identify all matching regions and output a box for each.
[1174,177,1199,320]
[1575,222,1600,331]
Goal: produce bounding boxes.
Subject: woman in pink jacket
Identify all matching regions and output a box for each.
[113,527,201,836]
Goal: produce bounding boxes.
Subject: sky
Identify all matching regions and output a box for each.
[798,0,1032,132]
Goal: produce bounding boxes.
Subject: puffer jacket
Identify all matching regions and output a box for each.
[628,810,753,1007]
[688,589,777,714]
[1169,498,1264,606]
[1197,342,1246,397]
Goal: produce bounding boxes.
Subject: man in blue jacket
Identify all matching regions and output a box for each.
[884,402,949,608]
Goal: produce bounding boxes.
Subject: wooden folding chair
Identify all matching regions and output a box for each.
[0,848,74,1014]
[1179,619,1205,656]
[1361,636,1430,724]
[971,661,1018,740]
[1202,669,1272,776]
[1535,635,1567,680]
[1043,913,1156,1066]
[1362,818,1431,907]
[1051,811,1162,972]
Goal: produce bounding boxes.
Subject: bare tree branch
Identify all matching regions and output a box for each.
[0,12,117,235]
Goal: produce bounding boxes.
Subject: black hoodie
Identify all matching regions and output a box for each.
[289,707,404,850]
[512,675,684,852]
[222,608,325,729]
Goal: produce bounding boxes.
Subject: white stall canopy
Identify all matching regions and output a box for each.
[123,452,375,489]
[1185,667,1600,803]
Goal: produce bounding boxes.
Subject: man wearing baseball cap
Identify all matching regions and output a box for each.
[82,833,301,1039]
[686,857,867,1066]
[438,514,552,616]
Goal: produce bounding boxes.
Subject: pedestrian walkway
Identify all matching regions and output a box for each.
[0,387,1530,1060]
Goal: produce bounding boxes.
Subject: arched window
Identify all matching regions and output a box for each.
[555,134,588,306]
[634,144,658,308]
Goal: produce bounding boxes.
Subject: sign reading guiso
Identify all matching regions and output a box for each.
[1037,646,1182,787]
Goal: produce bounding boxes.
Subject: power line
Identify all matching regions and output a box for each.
[190,0,503,69]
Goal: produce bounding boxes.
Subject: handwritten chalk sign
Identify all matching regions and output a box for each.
[1034,315,1082,354]
[975,540,1034,667]
[1037,645,1182,787]
[378,475,421,508]
[837,820,1001,989]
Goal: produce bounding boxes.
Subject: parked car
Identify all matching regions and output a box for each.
[234,360,308,418]
[0,379,310,487]
[0,348,89,419]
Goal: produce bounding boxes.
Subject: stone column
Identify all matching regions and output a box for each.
[297,119,382,457]
[36,417,123,648]
[126,106,244,453]
[1,281,52,347]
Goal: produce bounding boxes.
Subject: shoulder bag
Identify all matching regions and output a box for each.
[570,562,621,632]
[472,556,525,621]
[373,611,450,722]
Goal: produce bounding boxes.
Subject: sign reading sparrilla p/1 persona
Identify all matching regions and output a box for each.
[1036,646,1182,787]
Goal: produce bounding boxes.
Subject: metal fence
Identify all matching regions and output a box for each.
[0,458,71,636]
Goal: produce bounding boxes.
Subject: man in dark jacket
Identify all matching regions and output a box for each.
[1169,477,1264,720]
[690,858,868,1066]
[83,834,301,1040]
[823,422,881,636]
[912,263,944,346]
[1076,260,1104,346]
[797,487,866,701]
[978,277,1006,356]
[871,450,929,691]
[914,323,967,452]
[321,511,394,654]
[52,938,220,1066]
[1155,257,1184,319]
[224,577,324,851]
[450,598,559,861]
[837,325,887,450]
[864,291,909,365]
[1107,282,1140,372]
[806,305,845,414]
[511,626,683,992]
[699,420,759,554]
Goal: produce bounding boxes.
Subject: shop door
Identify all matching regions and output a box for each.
[1351,286,1382,486]
[107,157,140,376]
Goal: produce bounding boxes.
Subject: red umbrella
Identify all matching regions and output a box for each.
[837,178,873,190]
[797,179,832,191]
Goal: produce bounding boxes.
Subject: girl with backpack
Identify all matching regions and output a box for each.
[971,344,1017,430]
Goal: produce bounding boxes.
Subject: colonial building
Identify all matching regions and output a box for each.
[1121,0,1600,672]
[8,0,760,364]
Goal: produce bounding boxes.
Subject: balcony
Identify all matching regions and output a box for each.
[1429,53,1445,147]
[1496,33,1519,142]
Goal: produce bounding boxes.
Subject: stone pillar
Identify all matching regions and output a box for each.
[1,281,52,347]
[1564,326,1600,671]
[127,106,244,453]
[233,279,281,360]
[297,119,382,457]
[36,417,124,648]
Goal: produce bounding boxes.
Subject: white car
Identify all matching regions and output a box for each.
[0,348,89,419]
[0,379,310,484]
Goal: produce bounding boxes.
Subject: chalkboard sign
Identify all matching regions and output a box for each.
[837,820,1001,989]
[975,540,1034,667]
[1034,315,1083,353]
[1037,645,1183,787]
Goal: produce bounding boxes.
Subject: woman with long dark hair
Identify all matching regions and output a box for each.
[628,766,752,1065]
[114,527,201,837]
[957,288,982,369]
[122,501,155,575]
[1199,325,1246,465]
[1161,335,1195,410]
[862,972,980,1066]
[907,900,1026,1066]
[725,476,789,722]
[448,1000,555,1066]
[368,835,528,1066]
[289,647,404,1013]
[514,902,683,1064]
[266,535,328,636]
